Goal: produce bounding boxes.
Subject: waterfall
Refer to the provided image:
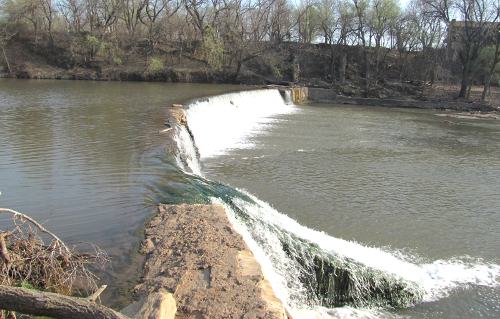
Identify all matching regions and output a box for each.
[172,125,201,175]
[184,89,296,159]
[280,89,293,105]
[170,89,500,318]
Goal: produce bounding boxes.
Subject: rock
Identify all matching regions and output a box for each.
[135,289,176,319]
[141,239,155,254]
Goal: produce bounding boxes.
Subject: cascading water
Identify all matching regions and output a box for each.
[173,125,202,176]
[184,89,297,159]
[170,89,500,318]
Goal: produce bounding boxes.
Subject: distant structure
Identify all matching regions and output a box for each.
[447,19,500,60]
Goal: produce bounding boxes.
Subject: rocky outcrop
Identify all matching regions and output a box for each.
[132,204,288,319]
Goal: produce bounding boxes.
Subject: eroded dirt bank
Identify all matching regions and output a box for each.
[133,204,288,319]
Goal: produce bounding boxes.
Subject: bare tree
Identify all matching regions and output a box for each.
[58,0,86,32]
[0,26,17,74]
[352,0,371,95]
[269,0,292,42]
[455,0,499,98]
[482,24,500,101]
[38,0,55,43]
[140,0,179,49]
[295,0,319,43]
[368,0,400,82]
[121,0,146,37]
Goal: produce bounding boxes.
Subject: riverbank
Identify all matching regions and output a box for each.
[4,37,498,113]
[2,69,498,112]
[307,87,500,112]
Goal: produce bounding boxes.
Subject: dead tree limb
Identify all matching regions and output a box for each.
[0,285,130,319]
[87,284,107,302]
[0,208,70,254]
[0,232,12,265]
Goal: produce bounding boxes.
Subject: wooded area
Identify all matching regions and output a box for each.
[0,0,499,101]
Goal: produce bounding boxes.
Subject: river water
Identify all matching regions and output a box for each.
[200,102,500,318]
[0,79,243,305]
[1,80,499,318]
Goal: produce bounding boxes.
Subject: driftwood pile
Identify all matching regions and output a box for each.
[0,207,127,319]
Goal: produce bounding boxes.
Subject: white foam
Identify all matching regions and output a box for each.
[215,196,392,319]
[297,148,315,153]
[173,126,202,175]
[185,89,296,159]
[420,260,500,301]
[295,306,394,319]
[231,193,499,301]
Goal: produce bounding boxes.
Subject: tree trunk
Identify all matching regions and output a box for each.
[363,49,370,97]
[458,62,470,98]
[466,80,473,99]
[398,50,404,83]
[1,46,11,74]
[481,74,492,101]
[339,50,346,84]
[429,50,437,86]
[233,51,243,81]
[0,285,129,319]
[374,42,381,85]
[481,42,500,102]
[329,45,336,85]
[292,55,300,83]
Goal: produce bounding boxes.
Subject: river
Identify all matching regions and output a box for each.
[0,80,499,318]
[0,79,244,305]
[200,101,500,318]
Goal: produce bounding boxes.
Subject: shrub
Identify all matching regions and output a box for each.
[148,57,165,73]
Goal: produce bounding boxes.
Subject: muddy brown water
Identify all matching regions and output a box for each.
[0,79,244,306]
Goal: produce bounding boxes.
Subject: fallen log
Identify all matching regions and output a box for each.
[0,285,130,319]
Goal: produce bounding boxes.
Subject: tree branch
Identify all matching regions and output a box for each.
[0,285,130,319]
[0,208,70,254]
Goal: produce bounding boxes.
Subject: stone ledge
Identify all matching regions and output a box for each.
[133,204,288,319]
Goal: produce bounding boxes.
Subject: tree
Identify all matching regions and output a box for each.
[317,0,337,45]
[368,0,400,82]
[394,8,419,81]
[0,24,16,74]
[58,0,86,32]
[4,0,44,44]
[38,0,55,44]
[337,0,355,83]
[295,0,320,43]
[407,0,446,84]
[481,33,500,101]
[351,0,371,95]
[455,0,499,98]
[120,0,146,37]
[269,0,293,42]
[140,0,179,50]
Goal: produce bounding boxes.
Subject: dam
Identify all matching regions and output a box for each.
[163,89,500,318]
